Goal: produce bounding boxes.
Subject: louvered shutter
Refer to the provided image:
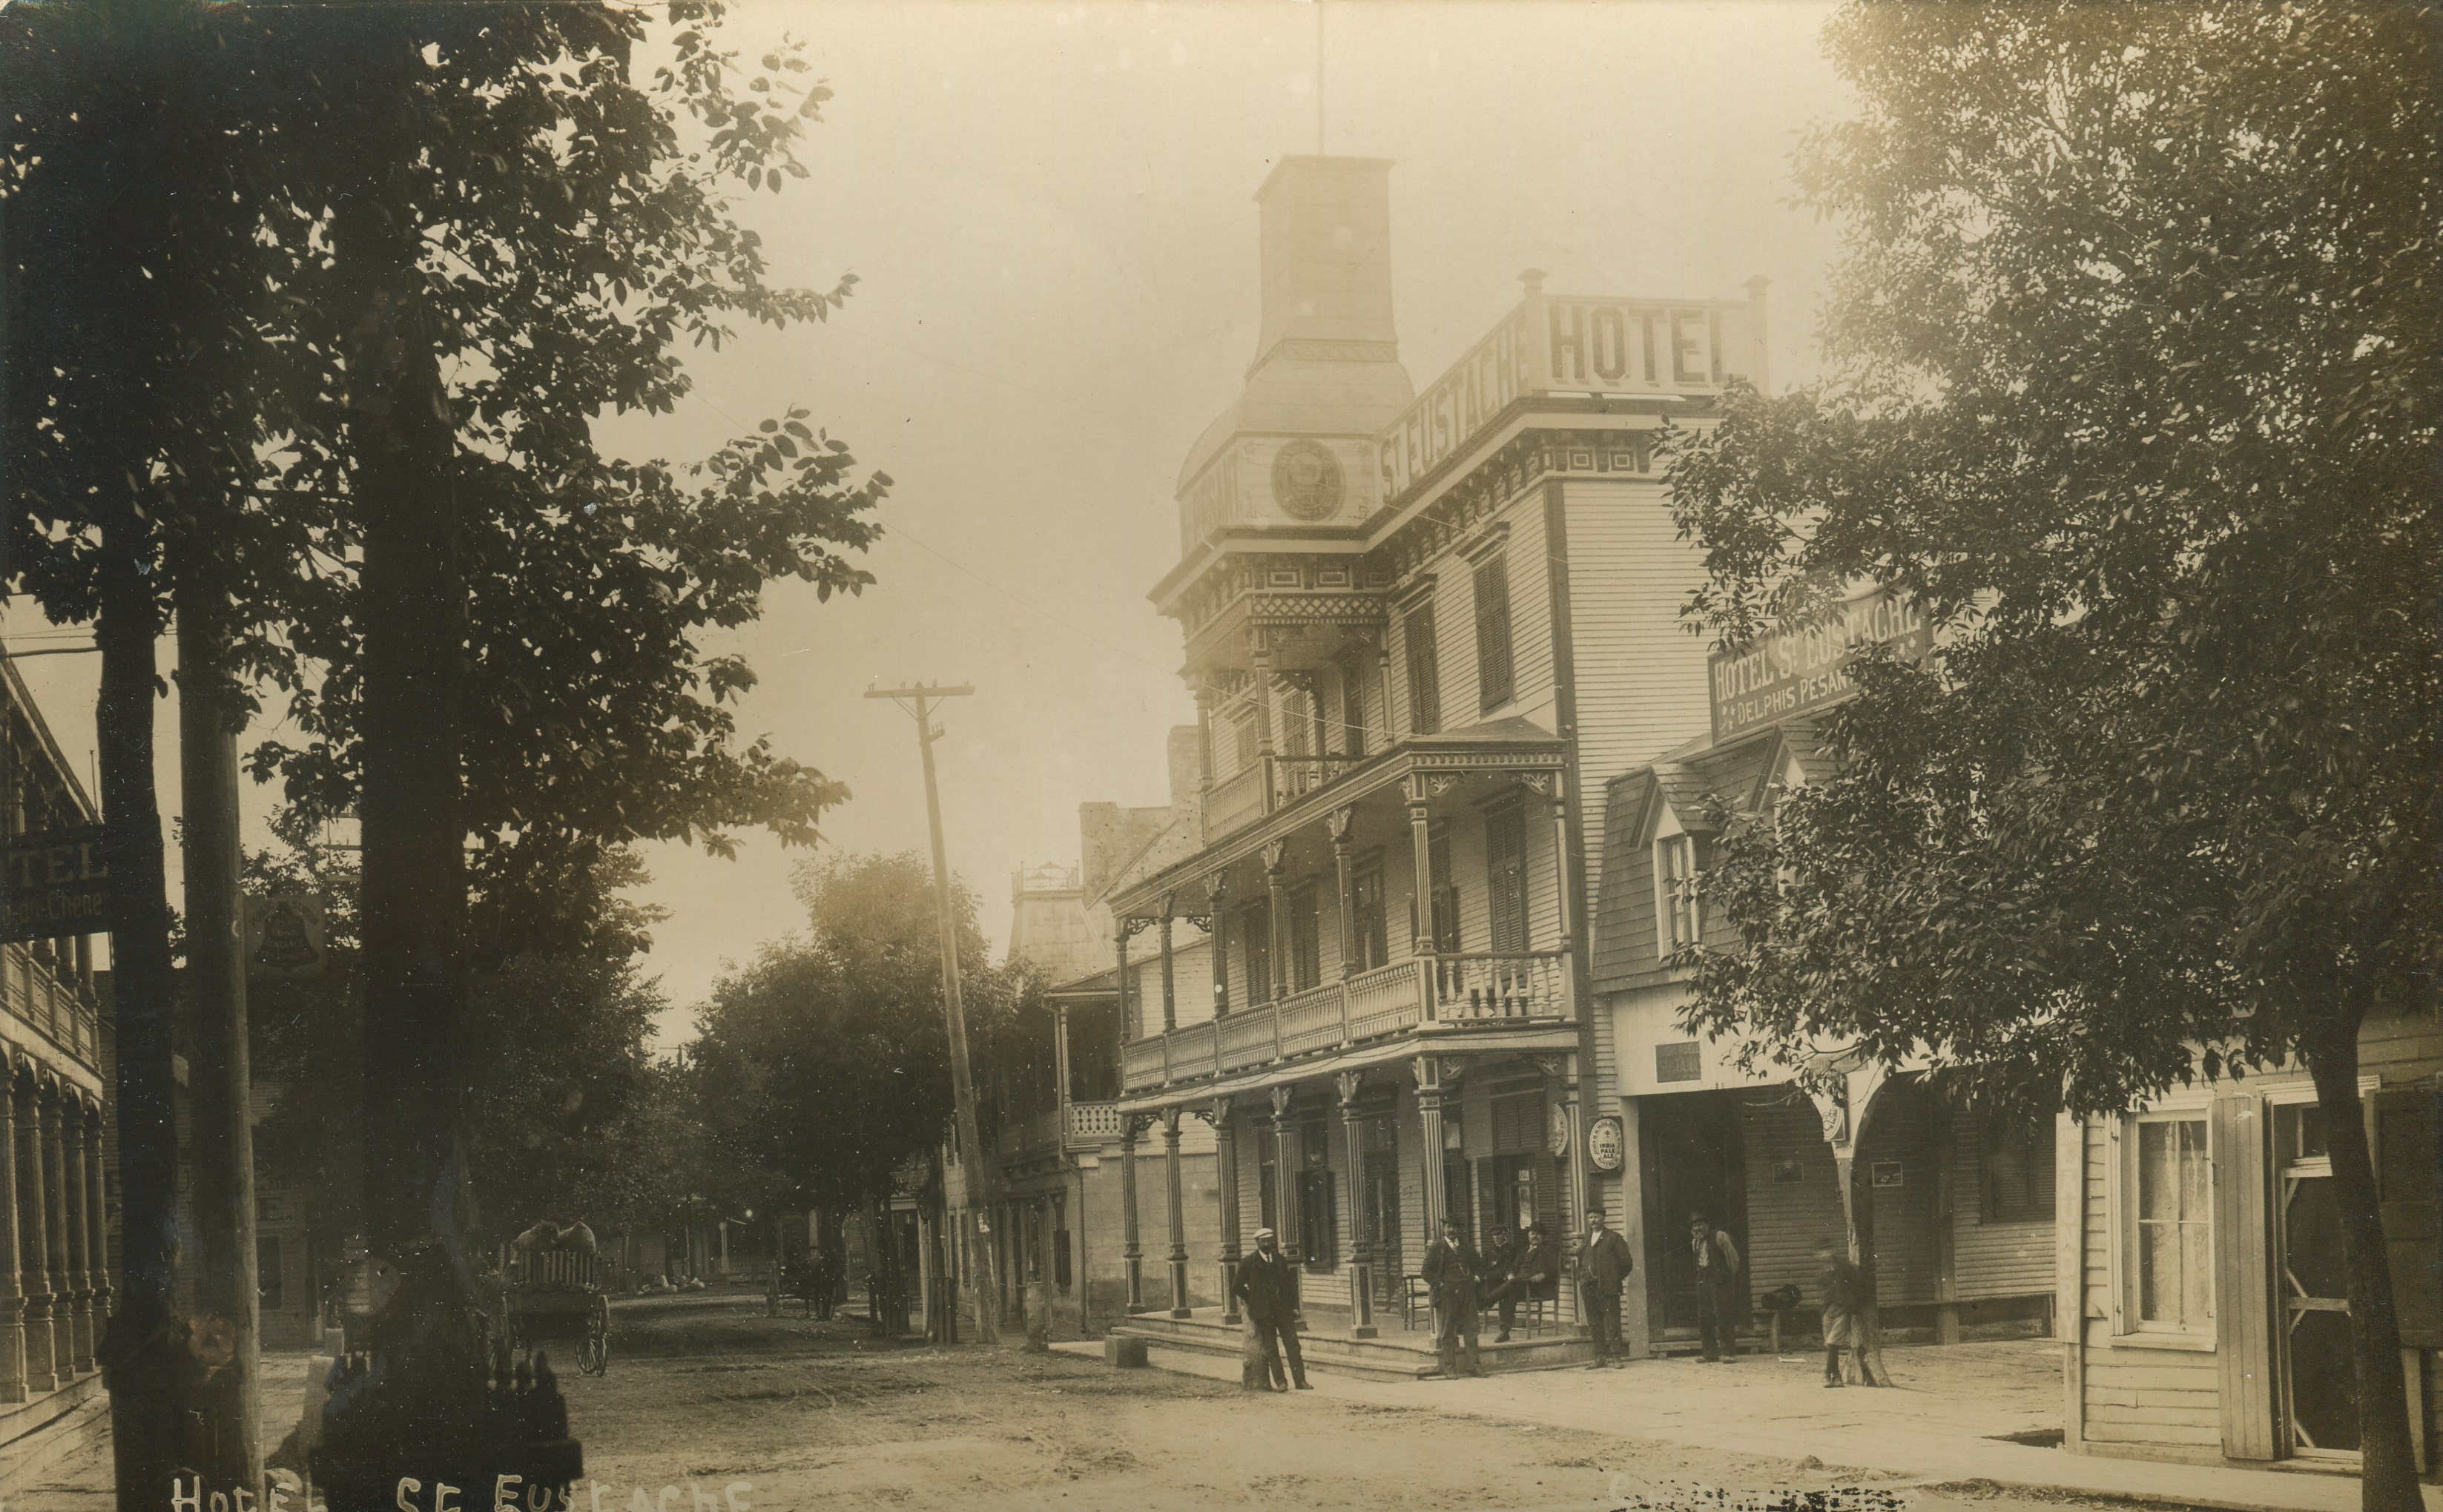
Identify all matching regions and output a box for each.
[1405,601,1441,734]
[2376,1087,2442,1348]
[1472,555,1514,710]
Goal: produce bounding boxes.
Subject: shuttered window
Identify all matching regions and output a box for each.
[1288,882,1322,992]
[1239,902,1273,1005]
[1486,800,1528,954]
[1979,1116,2057,1224]
[1351,859,1388,971]
[1472,553,1514,711]
[1404,601,1442,735]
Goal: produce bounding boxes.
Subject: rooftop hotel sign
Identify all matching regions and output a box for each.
[1377,289,1758,502]
[1708,588,1931,744]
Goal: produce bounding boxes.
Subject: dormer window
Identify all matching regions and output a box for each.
[1655,828,1706,955]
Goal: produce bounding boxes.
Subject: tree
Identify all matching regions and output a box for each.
[692,853,1028,1307]
[1666,6,2438,1504]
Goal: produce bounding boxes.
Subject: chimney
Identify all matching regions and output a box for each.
[1166,726,1203,814]
[1251,156,1397,370]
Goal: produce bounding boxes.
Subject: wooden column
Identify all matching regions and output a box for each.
[1115,927,1132,1050]
[1339,1072,1375,1337]
[1210,1097,1242,1324]
[1253,650,1279,816]
[19,1078,54,1393]
[1270,1086,1299,1260]
[1329,807,1358,982]
[81,1102,106,1333]
[1931,1089,1960,1344]
[1406,779,1436,1018]
[1206,871,1230,1018]
[1413,1057,1448,1241]
[1119,1114,1147,1315]
[1161,1109,1190,1318]
[1263,841,1290,1004]
[60,1106,91,1374]
[0,1070,23,1403]
[1157,895,1177,1034]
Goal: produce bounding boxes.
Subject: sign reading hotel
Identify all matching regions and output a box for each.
[2,822,111,944]
[1378,292,1750,502]
[1707,588,1931,743]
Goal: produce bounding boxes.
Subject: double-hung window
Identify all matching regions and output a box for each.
[2129,1112,2213,1334]
[1404,601,1442,736]
[1655,831,1704,954]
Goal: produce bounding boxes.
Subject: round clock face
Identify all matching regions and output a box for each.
[1547,1103,1572,1158]
[1586,1116,1626,1173]
[1271,438,1346,521]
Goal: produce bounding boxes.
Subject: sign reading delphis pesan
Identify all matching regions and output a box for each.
[1,822,111,944]
[1708,587,1932,743]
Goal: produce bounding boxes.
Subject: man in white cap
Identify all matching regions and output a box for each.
[1233,1227,1310,1390]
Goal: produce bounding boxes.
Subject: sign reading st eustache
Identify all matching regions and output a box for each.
[1,823,110,945]
[1707,587,1931,744]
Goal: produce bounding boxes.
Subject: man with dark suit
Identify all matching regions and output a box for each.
[1422,1218,1487,1379]
[1577,1212,1634,1369]
[1689,1212,1744,1362]
[1233,1227,1310,1390]
[1485,1221,1557,1342]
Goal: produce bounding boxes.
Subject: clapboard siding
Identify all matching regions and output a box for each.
[1742,1090,1847,1299]
[1953,1112,2059,1299]
[2083,1344,2222,1447]
[1500,495,1562,730]
[1591,771,1658,991]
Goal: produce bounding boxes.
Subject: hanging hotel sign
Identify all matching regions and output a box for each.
[1707,587,1933,744]
[1,823,111,944]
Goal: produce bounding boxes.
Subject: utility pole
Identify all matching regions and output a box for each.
[866,683,999,1345]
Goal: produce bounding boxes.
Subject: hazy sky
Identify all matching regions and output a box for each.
[9,0,1850,1046]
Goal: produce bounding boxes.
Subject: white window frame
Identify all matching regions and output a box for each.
[1652,811,1703,956]
[2108,1091,2214,1349]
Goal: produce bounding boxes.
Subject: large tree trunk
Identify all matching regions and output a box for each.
[94,524,187,1512]
[2303,1017,2423,1512]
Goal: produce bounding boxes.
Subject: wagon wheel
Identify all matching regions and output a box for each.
[579,1294,610,1376]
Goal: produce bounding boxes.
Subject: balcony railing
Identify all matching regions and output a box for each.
[1118,951,1572,1092]
[1201,753,1370,843]
[7,956,99,1066]
[1066,1102,1123,1143]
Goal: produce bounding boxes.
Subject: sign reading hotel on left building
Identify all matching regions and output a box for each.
[2,822,110,943]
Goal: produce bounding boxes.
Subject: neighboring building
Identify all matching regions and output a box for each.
[1592,588,2055,1356]
[1095,153,1769,1362]
[0,654,114,1493]
[2060,1021,2442,1470]
[963,747,1223,1338]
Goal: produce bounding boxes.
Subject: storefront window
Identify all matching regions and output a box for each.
[2134,1115,2212,1329]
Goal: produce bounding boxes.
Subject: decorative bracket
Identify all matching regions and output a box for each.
[1325,805,1356,845]
[1269,1084,1296,1120]
[1336,1069,1365,1109]
[1261,839,1288,877]
[1196,1095,1233,1129]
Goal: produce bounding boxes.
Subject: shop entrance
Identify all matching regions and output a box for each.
[1641,1090,1748,1336]
[2276,1102,2359,1458]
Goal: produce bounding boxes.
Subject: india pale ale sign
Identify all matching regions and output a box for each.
[1,824,111,944]
[1707,587,1931,743]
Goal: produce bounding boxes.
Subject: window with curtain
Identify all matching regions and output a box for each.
[1655,832,1704,953]
[2132,1115,2212,1329]
[1404,600,1441,735]
[1472,552,1514,710]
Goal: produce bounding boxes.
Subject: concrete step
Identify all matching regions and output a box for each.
[1110,1310,1593,1384]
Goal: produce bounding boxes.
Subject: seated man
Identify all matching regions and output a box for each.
[1483,1221,1557,1341]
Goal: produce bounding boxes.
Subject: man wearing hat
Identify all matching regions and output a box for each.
[1689,1211,1744,1362]
[1233,1227,1310,1390]
[1422,1218,1488,1379]
[1483,1221,1557,1343]
[1576,1212,1633,1368]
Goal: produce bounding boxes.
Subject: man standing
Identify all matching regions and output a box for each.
[1577,1213,1633,1369]
[1813,1235,1879,1387]
[1233,1227,1310,1390]
[1485,1222,1557,1342]
[1689,1212,1744,1362]
[1422,1218,1487,1379]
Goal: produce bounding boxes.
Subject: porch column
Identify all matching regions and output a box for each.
[61,1104,91,1373]
[1158,894,1177,1034]
[1161,1109,1190,1318]
[1406,777,1437,1020]
[1412,1057,1448,1241]
[1206,871,1231,1017]
[1538,1053,1585,1332]
[1931,1093,1959,1344]
[1253,648,1278,816]
[0,1070,23,1404]
[1337,1072,1374,1338]
[1115,925,1132,1046]
[1270,1086,1299,1259]
[1329,806,1358,982]
[20,1089,55,1397]
[1209,1097,1242,1324]
[1120,1113,1148,1314]
[82,1102,108,1330]
[1263,840,1290,1003]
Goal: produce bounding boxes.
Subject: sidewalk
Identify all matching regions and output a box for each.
[1059,1336,2443,1512]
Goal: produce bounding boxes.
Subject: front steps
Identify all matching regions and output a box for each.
[1110,1308,1592,1382]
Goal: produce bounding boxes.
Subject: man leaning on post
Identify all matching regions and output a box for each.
[1577,1212,1632,1369]
[1234,1227,1310,1390]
